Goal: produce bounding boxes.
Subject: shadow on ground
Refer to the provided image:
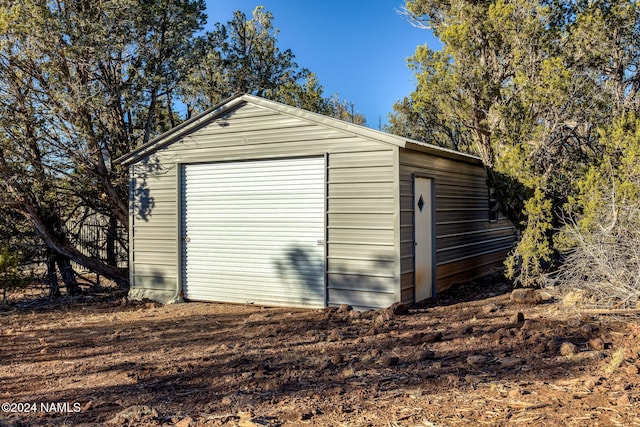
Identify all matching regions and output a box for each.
[1,275,639,426]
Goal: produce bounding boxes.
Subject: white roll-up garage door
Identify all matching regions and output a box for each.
[181,157,326,308]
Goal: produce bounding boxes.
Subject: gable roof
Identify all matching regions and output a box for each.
[115,93,483,167]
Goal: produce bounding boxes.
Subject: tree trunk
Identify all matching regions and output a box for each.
[106,215,117,267]
[142,85,159,146]
[55,254,80,296]
[166,90,176,129]
[18,202,129,287]
[47,252,61,298]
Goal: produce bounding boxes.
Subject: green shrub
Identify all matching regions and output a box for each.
[505,187,554,287]
[554,114,640,308]
[0,245,31,302]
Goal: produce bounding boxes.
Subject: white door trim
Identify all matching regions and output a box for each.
[414,176,435,301]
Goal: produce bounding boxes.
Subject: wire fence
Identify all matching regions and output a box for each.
[67,216,129,280]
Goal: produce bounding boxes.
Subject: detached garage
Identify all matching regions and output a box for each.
[118,94,515,310]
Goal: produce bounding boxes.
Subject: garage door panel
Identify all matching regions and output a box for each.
[183,241,322,251]
[181,157,326,308]
[186,234,323,243]
[184,272,323,287]
[184,222,324,230]
[184,248,323,269]
[182,289,324,306]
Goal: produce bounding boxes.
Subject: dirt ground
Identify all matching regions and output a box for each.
[1,277,640,427]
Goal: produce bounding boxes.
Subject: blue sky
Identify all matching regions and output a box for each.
[204,1,440,128]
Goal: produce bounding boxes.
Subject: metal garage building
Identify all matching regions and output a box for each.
[117,94,515,310]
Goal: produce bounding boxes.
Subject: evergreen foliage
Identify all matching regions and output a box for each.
[179,6,366,124]
[0,244,32,302]
[0,2,364,295]
[392,0,640,288]
[555,115,640,307]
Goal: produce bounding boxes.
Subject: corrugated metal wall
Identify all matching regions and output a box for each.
[399,150,516,302]
[129,162,179,299]
[129,101,399,309]
[181,157,326,307]
[326,149,399,309]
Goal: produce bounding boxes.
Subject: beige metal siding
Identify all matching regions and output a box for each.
[129,162,179,298]
[326,149,399,309]
[399,149,516,300]
[129,101,399,309]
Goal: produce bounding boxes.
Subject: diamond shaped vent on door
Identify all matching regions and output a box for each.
[417,195,425,212]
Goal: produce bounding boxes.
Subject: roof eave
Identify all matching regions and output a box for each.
[403,141,483,165]
[115,93,245,167]
[115,92,484,167]
[241,95,483,165]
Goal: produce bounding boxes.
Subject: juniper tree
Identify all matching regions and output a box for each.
[391,0,640,286]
